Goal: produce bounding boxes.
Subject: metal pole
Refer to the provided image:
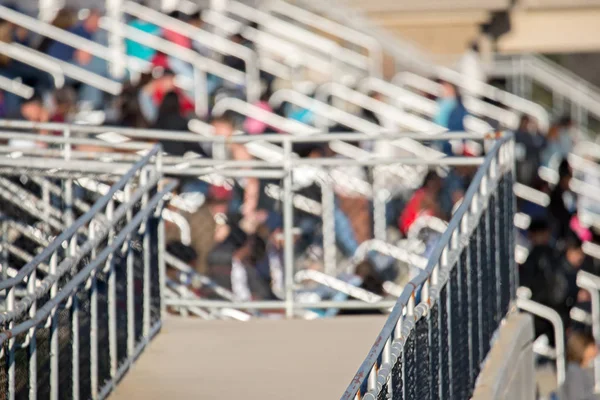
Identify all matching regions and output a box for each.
[283,139,295,318]
[28,267,37,400]
[106,199,118,379]
[125,183,135,358]
[373,166,387,242]
[321,178,336,276]
[89,223,99,399]
[142,169,151,337]
[49,253,59,400]
[194,67,209,118]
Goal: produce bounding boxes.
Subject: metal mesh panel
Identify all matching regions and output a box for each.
[77,287,92,400]
[114,252,129,369]
[458,250,470,394]
[428,302,439,400]
[403,328,416,399]
[439,285,450,399]
[489,194,501,325]
[469,225,481,389]
[391,352,403,400]
[481,207,493,356]
[57,303,73,399]
[35,326,51,400]
[96,269,111,390]
[449,265,468,399]
[377,381,389,400]
[415,316,430,400]
[148,217,162,324]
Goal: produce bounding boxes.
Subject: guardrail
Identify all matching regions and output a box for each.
[0,120,499,320]
[0,144,175,399]
[341,135,515,399]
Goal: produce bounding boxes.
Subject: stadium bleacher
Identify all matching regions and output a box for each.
[0,0,600,399]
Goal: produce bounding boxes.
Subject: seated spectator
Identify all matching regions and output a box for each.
[542,118,574,168]
[549,159,576,240]
[519,220,578,344]
[151,91,207,156]
[514,114,545,186]
[440,166,476,218]
[563,331,598,400]
[70,48,110,109]
[6,93,49,148]
[139,69,194,123]
[125,17,160,61]
[41,8,80,61]
[433,81,468,154]
[50,86,77,124]
[399,170,443,236]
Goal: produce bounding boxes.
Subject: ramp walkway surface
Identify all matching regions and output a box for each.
[111,315,386,400]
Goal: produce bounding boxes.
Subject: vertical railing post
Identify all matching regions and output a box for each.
[373,166,387,242]
[125,183,135,358]
[283,139,294,318]
[28,266,37,400]
[321,175,336,276]
[89,222,99,399]
[193,67,209,118]
[49,253,59,400]
[106,199,118,379]
[141,169,151,338]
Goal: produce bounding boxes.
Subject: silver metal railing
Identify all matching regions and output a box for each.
[0,144,176,399]
[0,120,497,319]
[341,135,516,399]
[576,271,600,394]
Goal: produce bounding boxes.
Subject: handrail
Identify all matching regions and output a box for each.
[352,239,428,269]
[356,76,494,134]
[267,0,383,78]
[435,66,550,131]
[516,295,566,388]
[122,1,261,102]
[0,4,149,74]
[294,269,383,303]
[164,252,235,301]
[0,119,491,144]
[212,97,318,135]
[9,43,122,95]
[0,145,161,294]
[224,0,369,74]
[0,179,176,337]
[201,9,343,79]
[315,82,448,134]
[576,270,600,393]
[0,75,33,99]
[269,88,389,134]
[341,135,513,399]
[99,17,245,115]
[393,71,521,130]
[0,41,65,89]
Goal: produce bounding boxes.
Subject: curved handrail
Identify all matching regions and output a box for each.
[0,75,33,99]
[576,270,600,393]
[516,296,566,388]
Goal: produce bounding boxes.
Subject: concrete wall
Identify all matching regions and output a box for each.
[472,313,536,400]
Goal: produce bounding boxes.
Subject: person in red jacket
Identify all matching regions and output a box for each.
[399,170,444,236]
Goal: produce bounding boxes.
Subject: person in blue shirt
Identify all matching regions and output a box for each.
[433,81,469,154]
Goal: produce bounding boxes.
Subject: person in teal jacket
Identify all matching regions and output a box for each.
[125,19,161,61]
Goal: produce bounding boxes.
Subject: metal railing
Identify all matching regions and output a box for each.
[0,120,496,319]
[341,135,516,399]
[0,143,175,399]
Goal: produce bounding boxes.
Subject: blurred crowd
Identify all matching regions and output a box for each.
[2,6,600,369]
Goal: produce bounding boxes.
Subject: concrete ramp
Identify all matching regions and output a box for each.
[112,315,386,400]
